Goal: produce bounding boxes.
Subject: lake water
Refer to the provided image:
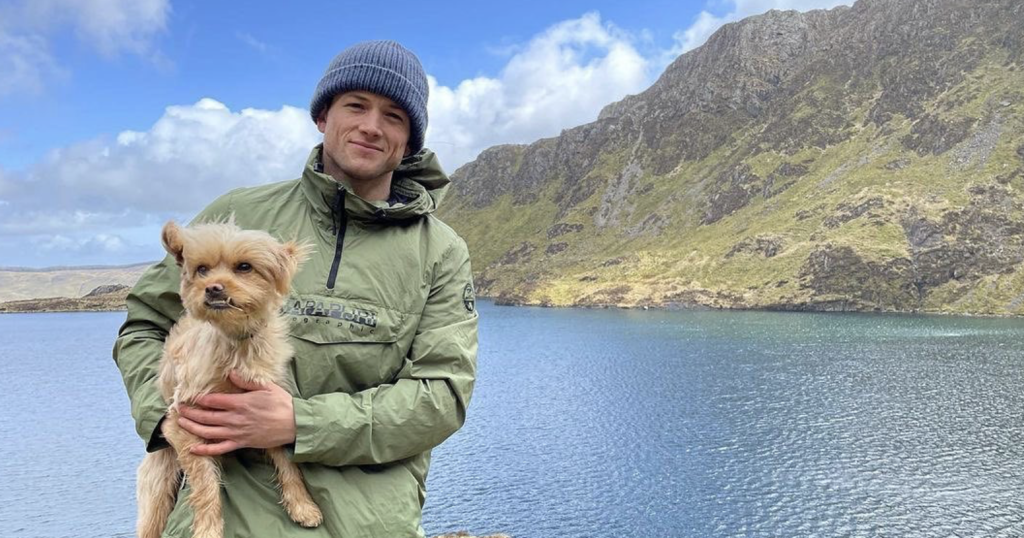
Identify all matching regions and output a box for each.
[1,301,1023,537]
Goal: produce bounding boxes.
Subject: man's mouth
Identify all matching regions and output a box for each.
[350,140,383,152]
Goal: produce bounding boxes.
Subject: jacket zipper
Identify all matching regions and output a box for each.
[327,188,347,290]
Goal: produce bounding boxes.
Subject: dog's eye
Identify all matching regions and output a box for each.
[196,265,209,276]
[236,262,252,273]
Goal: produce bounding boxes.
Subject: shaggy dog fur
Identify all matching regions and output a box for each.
[136,221,321,538]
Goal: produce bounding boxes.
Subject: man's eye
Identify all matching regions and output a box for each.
[386,113,405,122]
[196,265,209,276]
[345,102,363,110]
[236,263,252,273]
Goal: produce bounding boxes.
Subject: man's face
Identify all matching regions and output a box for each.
[316,90,410,186]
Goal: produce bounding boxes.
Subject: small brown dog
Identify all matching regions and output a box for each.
[136,220,321,538]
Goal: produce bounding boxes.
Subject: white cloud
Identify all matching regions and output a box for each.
[0,29,67,97]
[13,0,170,56]
[426,12,652,170]
[2,99,320,237]
[9,97,319,217]
[70,0,168,56]
[0,209,141,236]
[0,0,170,96]
[39,233,128,253]
[0,227,155,267]
[0,98,318,264]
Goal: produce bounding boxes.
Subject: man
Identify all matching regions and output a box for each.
[114,40,478,537]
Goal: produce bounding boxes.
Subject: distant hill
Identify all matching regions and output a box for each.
[0,263,151,303]
[0,284,132,313]
[439,0,1024,315]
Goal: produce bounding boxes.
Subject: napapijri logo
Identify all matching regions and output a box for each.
[282,299,378,328]
[463,283,475,313]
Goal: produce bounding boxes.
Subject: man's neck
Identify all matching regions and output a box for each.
[322,160,392,202]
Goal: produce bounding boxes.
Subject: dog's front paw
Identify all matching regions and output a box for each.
[287,501,323,528]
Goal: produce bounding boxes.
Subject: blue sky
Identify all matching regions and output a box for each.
[0,0,850,268]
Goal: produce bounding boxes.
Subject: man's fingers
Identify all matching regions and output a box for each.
[178,405,236,426]
[193,393,240,410]
[178,416,235,442]
[190,439,241,456]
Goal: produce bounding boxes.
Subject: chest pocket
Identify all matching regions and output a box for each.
[284,296,409,395]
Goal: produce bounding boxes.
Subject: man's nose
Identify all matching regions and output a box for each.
[358,109,384,137]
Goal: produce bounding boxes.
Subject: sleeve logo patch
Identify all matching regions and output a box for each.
[463,283,476,313]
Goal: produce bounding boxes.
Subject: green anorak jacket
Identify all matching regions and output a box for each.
[113,145,478,537]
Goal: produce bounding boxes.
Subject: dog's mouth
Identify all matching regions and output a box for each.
[204,298,240,311]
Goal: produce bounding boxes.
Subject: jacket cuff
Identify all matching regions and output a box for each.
[291,396,323,463]
[145,415,170,452]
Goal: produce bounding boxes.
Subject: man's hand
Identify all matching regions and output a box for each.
[177,370,297,456]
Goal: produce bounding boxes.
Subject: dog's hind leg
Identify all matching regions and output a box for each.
[162,411,224,538]
[137,448,182,538]
[266,447,323,528]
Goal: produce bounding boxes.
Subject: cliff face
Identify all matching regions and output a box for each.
[439,0,1024,315]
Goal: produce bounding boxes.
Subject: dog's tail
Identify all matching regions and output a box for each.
[137,448,182,538]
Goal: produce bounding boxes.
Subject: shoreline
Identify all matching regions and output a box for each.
[0,307,127,315]
[489,296,1024,320]
[3,296,1022,320]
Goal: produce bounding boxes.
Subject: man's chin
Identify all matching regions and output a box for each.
[339,161,397,185]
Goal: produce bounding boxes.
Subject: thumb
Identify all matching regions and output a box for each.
[229,370,267,392]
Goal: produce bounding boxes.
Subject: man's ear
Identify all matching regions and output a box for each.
[317,93,345,133]
[272,241,314,295]
[161,221,186,266]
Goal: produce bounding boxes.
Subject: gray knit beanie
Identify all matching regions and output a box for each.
[310,40,429,154]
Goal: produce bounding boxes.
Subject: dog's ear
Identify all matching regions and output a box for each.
[161,221,186,267]
[271,241,313,295]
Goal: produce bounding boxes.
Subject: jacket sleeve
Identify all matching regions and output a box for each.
[290,237,479,467]
[112,256,184,451]
[112,193,235,451]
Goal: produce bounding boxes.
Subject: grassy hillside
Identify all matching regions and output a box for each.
[439,1,1024,315]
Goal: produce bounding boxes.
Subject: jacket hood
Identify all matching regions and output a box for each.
[300,144,451,225]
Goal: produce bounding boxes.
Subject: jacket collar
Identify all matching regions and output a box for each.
[300,144,451,226]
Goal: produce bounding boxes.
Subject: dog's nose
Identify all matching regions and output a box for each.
[205,283,225,298]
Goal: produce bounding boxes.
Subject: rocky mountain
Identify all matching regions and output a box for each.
[438,0,1024,315]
